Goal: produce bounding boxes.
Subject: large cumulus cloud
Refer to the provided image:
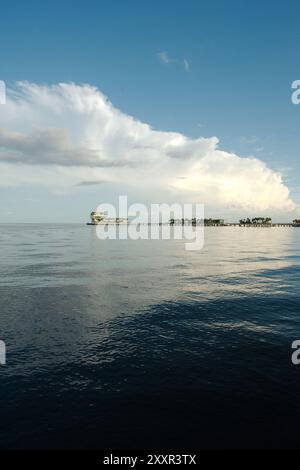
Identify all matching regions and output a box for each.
[0,81,295,212]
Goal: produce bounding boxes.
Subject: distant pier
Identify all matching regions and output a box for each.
[226,223,296,228]
[169,219,300,228]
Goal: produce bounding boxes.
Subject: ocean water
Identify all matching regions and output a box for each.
[1,224,300,449]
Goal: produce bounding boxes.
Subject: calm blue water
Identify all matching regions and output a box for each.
[1,224,300,449]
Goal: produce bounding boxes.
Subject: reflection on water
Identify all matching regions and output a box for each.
[0,224,300,448]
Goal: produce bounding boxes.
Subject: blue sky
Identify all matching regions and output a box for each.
[0,0,299,222]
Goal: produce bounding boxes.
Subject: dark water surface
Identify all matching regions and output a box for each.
[1,224,300,449]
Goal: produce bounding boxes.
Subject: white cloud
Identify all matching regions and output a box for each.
[158,52,191,73]
[183,59,190,72]
[157,51,174,65]
[0,81,296,214]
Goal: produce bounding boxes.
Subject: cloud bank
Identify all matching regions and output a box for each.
[0,81,295,213]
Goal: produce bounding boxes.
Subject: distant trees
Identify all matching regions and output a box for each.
[168,217,299,226]
[204,218,224,226]
[239,218,251,225]
[240,218,252,225]
[204,218,213,226]
[239,217,272,225]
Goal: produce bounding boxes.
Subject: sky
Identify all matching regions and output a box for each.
[0,0,299,222]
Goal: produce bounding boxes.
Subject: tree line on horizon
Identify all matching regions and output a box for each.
[239,217,272,225]
[169,217,300,226]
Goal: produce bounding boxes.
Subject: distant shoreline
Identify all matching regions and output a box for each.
[87,222,300,228]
